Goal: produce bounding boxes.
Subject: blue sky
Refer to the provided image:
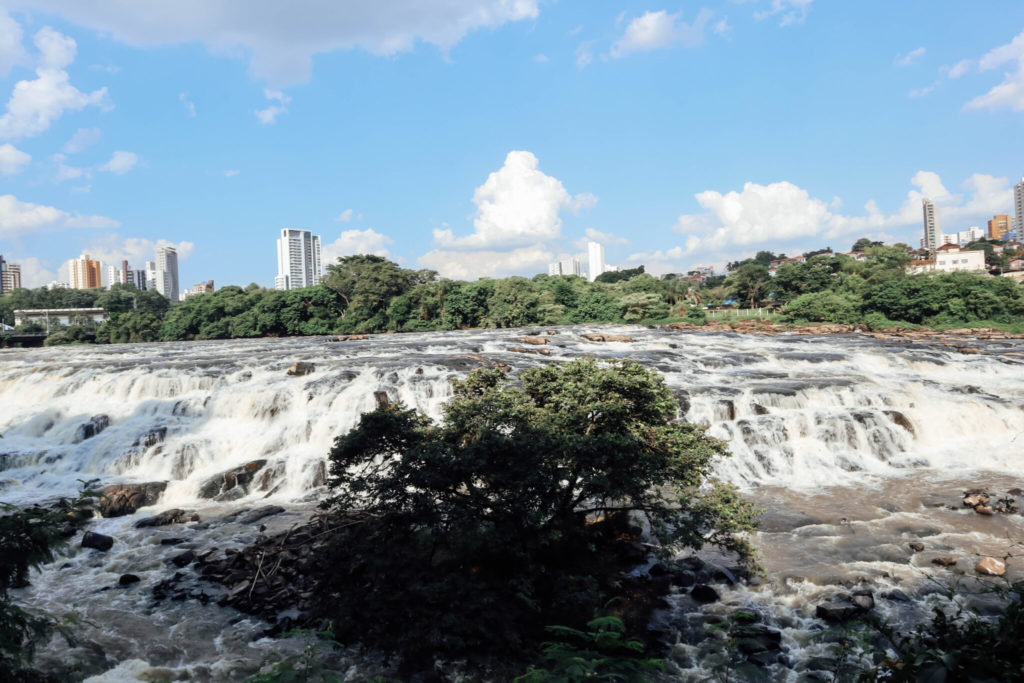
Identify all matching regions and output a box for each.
[1,0,1023,289]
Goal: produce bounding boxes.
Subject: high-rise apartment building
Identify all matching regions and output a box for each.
[1014,176,1024,236]
[548,257,583,277]
[0,256,20,294]
[153,246,180,301]
[989,214,1012,241]
[587,241,606,282]
[68,253,102,289]
[275,228,322,290]
[921,199,942,252]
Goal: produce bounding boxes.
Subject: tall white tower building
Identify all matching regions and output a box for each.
[922,199,942,252]
[154,246,180,302]
[275,228,322,290]
[1014,176,1024,237]
[587,241,606,282]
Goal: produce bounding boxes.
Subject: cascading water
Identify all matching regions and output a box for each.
[1,326,1022,680]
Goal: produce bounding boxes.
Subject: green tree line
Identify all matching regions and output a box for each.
[2,240,1023,346]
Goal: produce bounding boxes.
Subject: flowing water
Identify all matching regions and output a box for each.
[1,326,1022,680]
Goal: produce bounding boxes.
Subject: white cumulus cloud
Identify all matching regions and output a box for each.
[0,143,30,174]
[418,244,553,280]
[322,228,394,264]
[0,193,119,238]
[18,0,540,86]
[965,29,1024,112]
[609,9,714,59]
[433,150,594,250]
[255,88,290,124]
[0,10,25,76]
[0,26,109,140]
[98,150,138,174]
[62,126,101,153]
[894,47,925,67]
[81,234,195,266]
[755,0,813,27]
[179,92,196,117]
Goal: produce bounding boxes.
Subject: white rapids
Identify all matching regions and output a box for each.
[1,325,1022,681]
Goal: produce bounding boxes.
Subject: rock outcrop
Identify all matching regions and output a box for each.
[286,362,315,376]
[99,481,168,517]
[198,460,269,501]
[74,415,110,443]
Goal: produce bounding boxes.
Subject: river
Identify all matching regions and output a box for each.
[1,325,1022,680]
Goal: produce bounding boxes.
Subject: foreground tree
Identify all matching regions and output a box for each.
[319,359,757,674]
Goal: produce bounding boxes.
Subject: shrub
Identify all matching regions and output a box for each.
[782,291,862,324]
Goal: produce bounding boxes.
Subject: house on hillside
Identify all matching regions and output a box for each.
[907,245,987,275]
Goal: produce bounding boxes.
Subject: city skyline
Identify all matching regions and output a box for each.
[0,2,1023,289]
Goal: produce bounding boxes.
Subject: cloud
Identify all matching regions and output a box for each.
[712,18,731,37]
[418,244,553,280]
[335,208,355,222]
[98,150,139,174]
[7,256,57,288]
[575,41,593,68]
[255,88,290,124]
[894,46,925,67]
[0,193,119,238]
[322,228,394,264]
[20,0,539,86]
[0,27,109,140]
[432,150,594,250]
[609,9,714,58]
[754,0,813,27]
[80,234,195,266]
[533,53,548,63]
[908,83,937,98]
[0,143,30,174]
[62,126,101,153]
[179,92,196,117]
[964,29,1024,112]
[0,10,25,76]
[52,153,86,181]
[945,59,971,79]
[584,227,628,245]
[224,169,239,177]
[636,171,1012,267]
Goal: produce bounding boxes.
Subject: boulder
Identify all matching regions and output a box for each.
[286,362,315,376]
[690,584,719,604]
[74,415,110,443]
[134,508,193,528]
[881,589,912,603]
[198,460,268,500]
[957,347,981,355]
[233,505,286,525]
[815,600,862,622]
[995,497,1018,514]
[332,334,369,342]
[850,590,875,611]
[931,556,957,567]
[133,426,167,449]
[118,574,140,586]
[581,333,635,343]
[171,551,196,568]
[908,542,924,552]
[81,531,114,552]
[963,490,990,508]
[99,482,167,517]
[509,345,551,356]
[975,556,1006,577]
[514,336,548,345]
[974,505,994,516]
[374,391,391,410]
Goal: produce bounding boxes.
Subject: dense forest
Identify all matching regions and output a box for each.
[2,239,1024,346]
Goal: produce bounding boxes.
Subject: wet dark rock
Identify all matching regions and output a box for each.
[733,625,782,654]
[752,403,769,415]
[99,481,167,517]
[931,556,957,567]
[57,521,77,538]
[233,506,286,525]
[73,415,110,443]
[883,411,914,435]
[673,569,696,588]
[850,590,874,611]
[134,508,193,528]
[373,391,390,410]
[908,542,924,552]
[171,551,196,568]
[957,347,980,355]
[286,362,315,376]
[198,460,268,500]
[691,585,719,604]
[995,497,1018,514]
[159,537,186,546]
[82,531,114,552]
[881,589,911,603]
[815,600,862,622]
[133,426,167,449]
[118,574,140,586]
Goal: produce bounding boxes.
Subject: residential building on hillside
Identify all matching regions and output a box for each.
[68,253,102,289]
[182,280,215,299]
[922,199,942,251]
[989,214,1012,241]
[14,308,108,331]
[908,244,987,275]
[275,228,322,290]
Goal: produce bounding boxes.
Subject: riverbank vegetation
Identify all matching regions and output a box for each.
[1,240,1023,347]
